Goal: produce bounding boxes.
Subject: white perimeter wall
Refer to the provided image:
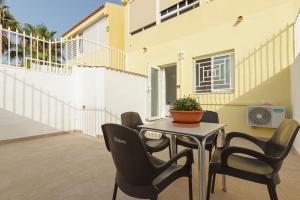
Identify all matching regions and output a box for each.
[0,65,147,140]
[105,69,147,123]
[0,67,78,140]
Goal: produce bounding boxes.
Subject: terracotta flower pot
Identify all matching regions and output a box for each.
[170,110,205,124]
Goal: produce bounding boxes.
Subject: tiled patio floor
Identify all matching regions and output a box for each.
[0,133,300,200]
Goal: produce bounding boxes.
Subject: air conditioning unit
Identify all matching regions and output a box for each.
[247,105,286,128]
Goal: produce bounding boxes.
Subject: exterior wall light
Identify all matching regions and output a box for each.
[178,51,184,60]
[234,16,244,26]
[143,47,147,53]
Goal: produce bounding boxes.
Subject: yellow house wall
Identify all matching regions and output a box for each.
[63,3,125,50]
[125,0,300,137]
[106,3,125,50]
[73,48,125,70]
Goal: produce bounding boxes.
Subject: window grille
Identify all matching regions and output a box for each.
[195,52,234,93]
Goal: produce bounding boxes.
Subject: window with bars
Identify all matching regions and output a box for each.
[194,52,234,93]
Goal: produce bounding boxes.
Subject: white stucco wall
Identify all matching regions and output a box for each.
[0,67,78,140]
[104,69,147,124]
[74,67,106,137]
[0,65,147,140]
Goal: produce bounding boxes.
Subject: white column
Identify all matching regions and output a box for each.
[156,0,161,25]
[295,14,300,56]
[0,24,3,65]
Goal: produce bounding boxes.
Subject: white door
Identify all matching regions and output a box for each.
[148,65,161,120]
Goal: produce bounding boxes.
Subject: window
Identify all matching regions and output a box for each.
[160,0,200,22]
[194,52,234,93]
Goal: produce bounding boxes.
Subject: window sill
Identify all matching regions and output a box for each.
[192,89,235,95]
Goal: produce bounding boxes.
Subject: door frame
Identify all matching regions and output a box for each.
[147,65,161,120]
[162,64,177,117]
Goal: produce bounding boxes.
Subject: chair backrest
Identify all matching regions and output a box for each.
[201,111,219,123]
[265,119,300,168]
[101,123,156,185]
[121,112,144,131]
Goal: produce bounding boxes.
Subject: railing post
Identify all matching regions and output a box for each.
[55,38,57,68]
[8,26,10,66]
[48,39,51,72]
[30,33,33,69]
[23,31,26,67]
[36,35,39,70]
[76,35,80,63]
[65,38,69,66]
[43,37,45,70]
[60,38,63,69]
[16,29,19,66]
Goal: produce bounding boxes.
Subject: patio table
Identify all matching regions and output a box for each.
[139,119,227,200]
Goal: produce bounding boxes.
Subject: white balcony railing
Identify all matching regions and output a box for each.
[0,25,126,73]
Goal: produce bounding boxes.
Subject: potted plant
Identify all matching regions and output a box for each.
[170,96,205,123]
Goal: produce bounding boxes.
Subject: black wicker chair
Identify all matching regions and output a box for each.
[206,119,300,200]
[121,112,171,158]
[176,111,221,161]
[102,123,193,200]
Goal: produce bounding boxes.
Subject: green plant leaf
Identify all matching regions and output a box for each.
[172,97,202,111]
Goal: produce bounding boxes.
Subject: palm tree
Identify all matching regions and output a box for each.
[1,0,21,64]
[0,3,20,30]
[21,23,59,67]
[0,1,59,67]
[22,23,56,39]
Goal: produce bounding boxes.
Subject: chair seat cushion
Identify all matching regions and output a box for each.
[211,148,274,175]
[150,155,186,192]
[144,135,170,153]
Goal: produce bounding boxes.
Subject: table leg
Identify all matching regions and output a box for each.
[170,134,176,157]
[221,129,227,192]
[198,140,206,200]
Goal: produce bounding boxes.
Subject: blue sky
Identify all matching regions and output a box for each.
[6,0,121,37]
